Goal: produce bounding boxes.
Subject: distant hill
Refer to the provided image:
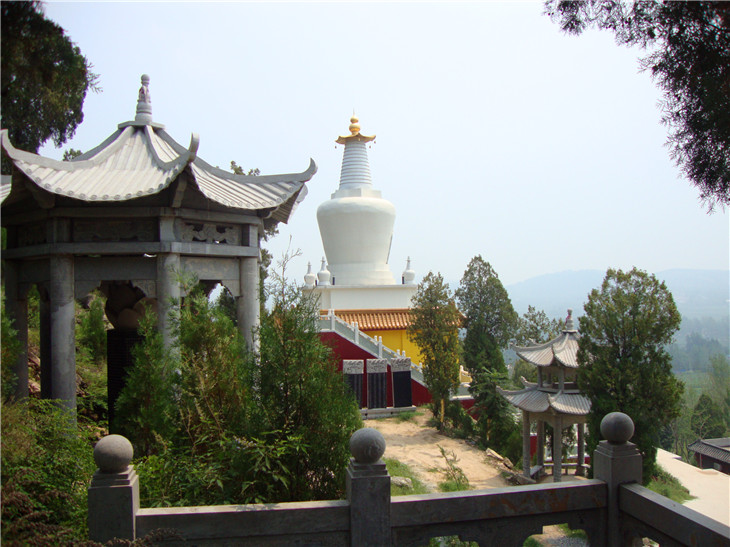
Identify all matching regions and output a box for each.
[505,269,729,321]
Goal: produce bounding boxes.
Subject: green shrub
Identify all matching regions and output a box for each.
[1,290,21,401]
[646,466,694,504]
[119,272,362,506]
[1,399,95,544]
[437,445,470,492]
[77,292,107,365]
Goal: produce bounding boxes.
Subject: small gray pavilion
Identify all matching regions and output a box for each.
[1,75,316,415]
[497,310,590,482]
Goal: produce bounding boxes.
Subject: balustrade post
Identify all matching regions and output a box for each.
[592,412,642,547]
[88,435,139,542]
[347,428,391,546]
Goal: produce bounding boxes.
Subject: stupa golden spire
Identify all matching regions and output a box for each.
[336,114,375,144]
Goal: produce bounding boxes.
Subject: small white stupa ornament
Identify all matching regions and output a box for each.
[317,257,331,286]
[402,257,416,285]
[316,115,396,286]
[303,262,316,289]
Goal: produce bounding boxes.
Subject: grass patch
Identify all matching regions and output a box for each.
[384,458,430,496]
[394,410,418,423]
[522,538,542,547]
[646,465,695,504]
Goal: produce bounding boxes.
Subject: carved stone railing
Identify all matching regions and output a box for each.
[88,413,730,546]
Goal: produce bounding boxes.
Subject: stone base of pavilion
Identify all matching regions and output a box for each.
[535,459,590,484]
[536,468,589,484]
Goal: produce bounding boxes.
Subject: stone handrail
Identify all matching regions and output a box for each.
[88,413,730,546]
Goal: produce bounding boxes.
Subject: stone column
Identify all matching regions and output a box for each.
[49,254,76,412]
[88,435,139,542]
[522,410,531,479]
[156,253,180,349]
[576,422,586,476]
[237,256,259,351]
[592,412,642,547]
[537,420,545,469]
[553,415,563,482]
[39,287,52,399]
[347,428,391,546]
[3,261,29,400]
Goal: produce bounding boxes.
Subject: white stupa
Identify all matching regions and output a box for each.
[305,116,416,310]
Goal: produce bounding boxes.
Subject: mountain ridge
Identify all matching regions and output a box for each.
[503,269,729,320]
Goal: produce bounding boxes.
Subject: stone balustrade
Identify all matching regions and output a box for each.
[88,413,730,546]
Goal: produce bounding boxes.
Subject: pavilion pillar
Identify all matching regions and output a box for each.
[39,287,52,399]
[522,410,531,479]
[536,420,545,468]
[237,256,259,351]
[553,415,563,482]
[49,254,76,413]
[3,261,29,401]
[576,422,586,476]
[156,253,180,349]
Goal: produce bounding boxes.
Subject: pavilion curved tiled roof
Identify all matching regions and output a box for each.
[1,75,315,224]
[512,322,580,368]
[496,384,591,416]
[497,378,591,416]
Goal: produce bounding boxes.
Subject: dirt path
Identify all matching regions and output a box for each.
[366,410,588,546]
[367,410,511,491]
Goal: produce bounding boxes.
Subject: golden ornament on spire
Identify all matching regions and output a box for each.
[336,113,375,144]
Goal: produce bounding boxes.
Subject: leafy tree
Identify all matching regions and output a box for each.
[578,267,684,480]
[511,305,562,387]
[455,256,518,446]
[690,393,727,439]
[545,1,730,210]
[1,1,98,155]
[455,256,518,375]
[514,305,563,346]
[408,271,461,429]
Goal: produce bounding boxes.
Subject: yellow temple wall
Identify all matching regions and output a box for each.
[362,328,423,365]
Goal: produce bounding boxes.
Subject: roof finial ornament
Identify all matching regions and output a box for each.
[349,114,360,135]
[565,309,575,331]
[135,74,153,124]
[337,113,375,144]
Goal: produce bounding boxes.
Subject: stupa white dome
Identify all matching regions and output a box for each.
[316,116,396,286]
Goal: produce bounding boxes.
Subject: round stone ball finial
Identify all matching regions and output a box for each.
[350,428,386,464]
[600,412,634,444]
[94,435,134,473]
[141,73,150,87]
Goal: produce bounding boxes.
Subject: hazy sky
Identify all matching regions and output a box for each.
[39,1,728,287]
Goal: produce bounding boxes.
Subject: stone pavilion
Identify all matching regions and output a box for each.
[497,310,590,482]
[1,75,316,415]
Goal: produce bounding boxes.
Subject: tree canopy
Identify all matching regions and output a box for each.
[545,1,730,210]
[408,271,461,428]
[455,256,518,375]
[578,267,684,480]
[1,1,98,154]
[455,256,519,447]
